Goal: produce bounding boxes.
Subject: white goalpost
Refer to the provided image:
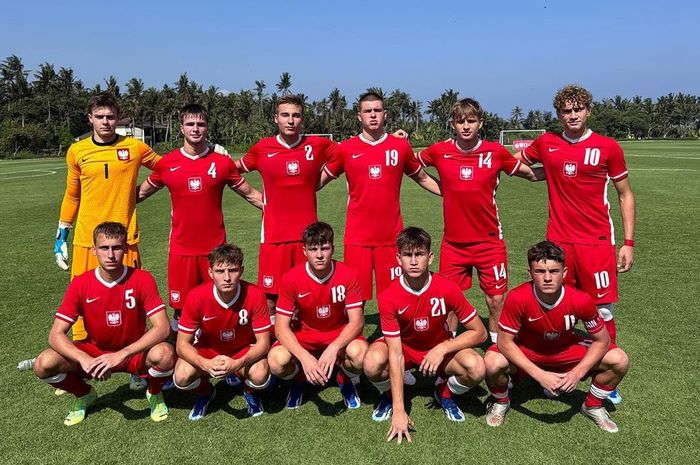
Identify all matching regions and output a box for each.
[499,129,545,150]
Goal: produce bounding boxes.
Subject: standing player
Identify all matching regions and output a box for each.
[484,241,629,433]
[54,92,160,342]
[137,104,263,331]
[514,85,636,403]
[174,244,271,420]
[268,222,367,410]
[417,98,543,343]
[364,227,487,444]
[235,95,339,314]
[320,92,441,301]
[34,222,175,425]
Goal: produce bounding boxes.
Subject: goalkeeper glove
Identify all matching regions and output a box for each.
[54,223,71,271]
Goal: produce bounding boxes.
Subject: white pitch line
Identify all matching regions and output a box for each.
[1,169,59,180]
[629,168,700,172]
[626,155,700,160]
[0,165,66,174]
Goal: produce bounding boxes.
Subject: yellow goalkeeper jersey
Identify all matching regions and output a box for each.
[59,135,160,247]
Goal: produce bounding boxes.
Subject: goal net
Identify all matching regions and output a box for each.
[499,129,545,150]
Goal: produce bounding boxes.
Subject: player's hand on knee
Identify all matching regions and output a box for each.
[387,411,414,444]
[536,370,565,393]
[301,356,327,385]
[54,224,71,271]
[419,346,446,377]
[318,345,340,379]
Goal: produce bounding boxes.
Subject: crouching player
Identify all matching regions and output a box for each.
[364,227,487,444]
[268,222,367,410]
[34,222,175,425]
[484,241,629,433]
[174,243,271,420]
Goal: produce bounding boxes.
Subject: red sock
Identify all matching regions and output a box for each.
[436,379,452,399]
[336,368,351,385]
[146,367,171,395]
[194,378,214,396]
[50,373,91,397]
[488,384,510,404]
[585,381,614,408]
[605,319,617,344]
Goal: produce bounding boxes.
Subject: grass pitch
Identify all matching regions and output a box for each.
[0,140,698,464]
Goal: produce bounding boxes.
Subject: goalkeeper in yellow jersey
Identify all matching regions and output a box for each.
[54,92,160,342]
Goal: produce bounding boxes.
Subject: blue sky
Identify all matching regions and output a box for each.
[1,0,697,117]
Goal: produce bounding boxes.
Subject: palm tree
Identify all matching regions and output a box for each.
[276,72,292,95]
[33,62,57,123]
[0,54,31,127]
[254,80,266,118]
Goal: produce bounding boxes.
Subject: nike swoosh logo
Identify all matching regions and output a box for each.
[267,152,279,158]
[203,315,217,321]
[596,292,610,298]
[298,292,311,298]
[352,153,364,159]
[86,297,100,303]
[443,154,455,159]
[548,148,559,152]
[169,166,181,172]
[495,283,507,289]
[528,316,543,322]
[398,305,410,315]
[81,157,92,163]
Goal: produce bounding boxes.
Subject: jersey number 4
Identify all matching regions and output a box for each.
[207,162,217,178]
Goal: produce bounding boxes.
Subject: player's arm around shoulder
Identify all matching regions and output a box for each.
[613,175,636,273]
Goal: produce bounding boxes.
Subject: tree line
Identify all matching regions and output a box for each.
[1,54,699,158]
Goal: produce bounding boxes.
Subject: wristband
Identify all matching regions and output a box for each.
[623,239,635,247]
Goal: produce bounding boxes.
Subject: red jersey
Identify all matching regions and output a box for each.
[55,267,165,352]
[522,131,629,245]
[418,139,520,243]
[379,272,477,351]
[324,134,422,246]
[498,281,605,354]
[147,147,245,256]
[178,281,271,356]
[276,261,364,333]
[240,135,337,244]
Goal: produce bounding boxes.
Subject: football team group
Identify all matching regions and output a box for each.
[32,84,636,442]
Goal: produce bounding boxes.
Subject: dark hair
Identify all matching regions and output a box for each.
[92,222,127,245]
[359,91,384,106]
[208,243,244,267]
[87,92,121,117]
[302,221,334,247]
[527,240,566,265]
[180,103,208,124]
[553,84,593,111]
[396,227,431,253]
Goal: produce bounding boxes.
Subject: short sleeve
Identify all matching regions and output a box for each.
[55,279,83,325]
[146,159,164,188]
[497,145,522,176]
[576,292,605,335]
[402,141,421,176]
[249,286,272,333]
[138,271,166,318]
[225,157,245,189]
[344,270,364,311]
[445,282,477,325]
[323,144,345,178]
[378,294,400,338]
[178,290,201,334]
[239,144,259,172]
[607,141,629,181]
[274,274,297,317]
[522,135,544,165]
[416,144,437,167]
[497,292,523,336]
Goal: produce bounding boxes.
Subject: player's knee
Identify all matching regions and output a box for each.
[485,293,505,313]
[608,348,629,376]
[173,360,199,386]
[247,359,270,385]
[362,344,388,378]
[458,351,486,382]
[484,351,509,377]
[345,340,368,368]
[149,342,176,369]
[33,349,58,378]
[267,346,293,376]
